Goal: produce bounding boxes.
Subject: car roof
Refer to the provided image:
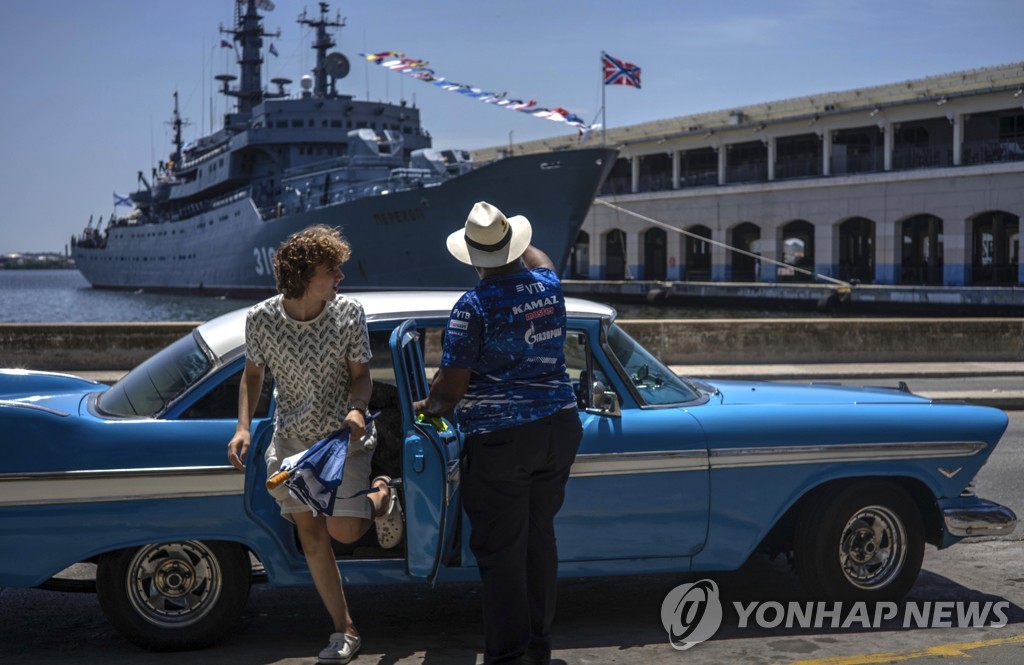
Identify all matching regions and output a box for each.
[196,290,615,360]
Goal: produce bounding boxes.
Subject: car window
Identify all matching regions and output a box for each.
[376,326,445,385]
[179,366,274,420]
[368,329,397,386]
[368,328,444,385]
[97,333,212,417]
[605,323,701,405]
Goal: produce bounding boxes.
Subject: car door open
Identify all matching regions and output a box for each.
[389,319,463,583]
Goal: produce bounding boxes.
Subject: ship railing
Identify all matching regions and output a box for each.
[258,164,441,217]
[209,188,250,209]
[330,170,442,202]
[178,144,230,171]
[164,187,250,222]
[282,157,355,180]
[281,156,400,185]
[389,167,437,181]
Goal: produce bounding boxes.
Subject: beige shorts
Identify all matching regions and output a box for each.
[265,422,377,520]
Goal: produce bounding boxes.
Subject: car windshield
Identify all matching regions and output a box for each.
[605,323,701,405]
[96,333,212,417]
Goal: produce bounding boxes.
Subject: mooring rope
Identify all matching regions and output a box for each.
[594,199,852,291]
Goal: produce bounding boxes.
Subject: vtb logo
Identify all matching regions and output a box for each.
[660,579,724,650]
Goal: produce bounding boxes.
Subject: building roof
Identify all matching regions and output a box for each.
[474,61,1024,161]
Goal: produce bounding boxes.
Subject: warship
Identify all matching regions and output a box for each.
[72,0,615,295]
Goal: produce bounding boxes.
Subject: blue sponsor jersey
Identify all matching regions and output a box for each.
[441,267,577,434]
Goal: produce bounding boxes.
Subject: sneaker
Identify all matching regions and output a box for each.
[372,475,405,549]
[318,632,361,664]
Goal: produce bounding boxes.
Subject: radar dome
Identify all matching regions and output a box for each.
[300,75,313,90]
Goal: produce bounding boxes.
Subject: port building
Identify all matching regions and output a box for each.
[477,62,1024,287]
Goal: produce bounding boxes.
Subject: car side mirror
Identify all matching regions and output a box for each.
[586,381,621,418]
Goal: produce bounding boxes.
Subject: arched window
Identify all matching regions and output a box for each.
[643,228,667,280]
[570,231,589,279]
[780,220,815,282]
[685,225,712,281]
[838,217,875,283]
[729,222,761,282]
[971,211,1020,285]
[900,215,943,285]
[604,230,627,280]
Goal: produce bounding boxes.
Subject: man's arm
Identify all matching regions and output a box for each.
[521,244,555,271]
[414,366,472,417]
[344,359,372,440]
[227,358,265,471]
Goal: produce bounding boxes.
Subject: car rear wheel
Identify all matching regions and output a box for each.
[96,540,251,651]
[794,481,925,601]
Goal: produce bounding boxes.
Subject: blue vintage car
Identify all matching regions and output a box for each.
[0,292,1016,650]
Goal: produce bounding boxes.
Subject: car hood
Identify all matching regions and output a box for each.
[707,379,932,405]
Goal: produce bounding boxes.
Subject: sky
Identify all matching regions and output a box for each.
[1,0,1022,254]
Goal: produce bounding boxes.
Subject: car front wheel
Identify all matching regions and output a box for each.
[96,540,251,651]
[794,481,925,601]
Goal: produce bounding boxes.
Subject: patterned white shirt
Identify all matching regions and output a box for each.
[245,294,371,442]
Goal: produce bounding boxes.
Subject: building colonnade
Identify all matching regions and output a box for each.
[570,208,1021,287]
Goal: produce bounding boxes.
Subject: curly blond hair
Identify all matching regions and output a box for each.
[273,225,351,299]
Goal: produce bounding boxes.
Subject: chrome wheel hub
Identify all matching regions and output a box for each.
[152,558,196,598]
[126,541,222,627]
[838,505,907,590]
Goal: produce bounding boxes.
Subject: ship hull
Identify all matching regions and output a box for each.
[73,148,615,296]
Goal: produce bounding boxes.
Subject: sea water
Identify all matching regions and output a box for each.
[0,269,830,323]
[0,270,258,323]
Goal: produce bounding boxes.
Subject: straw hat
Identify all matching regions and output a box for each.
[446,201,532,268]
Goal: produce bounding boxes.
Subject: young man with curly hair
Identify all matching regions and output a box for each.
[228,225,402,664]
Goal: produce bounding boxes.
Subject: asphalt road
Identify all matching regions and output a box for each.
[2,413,1022,665]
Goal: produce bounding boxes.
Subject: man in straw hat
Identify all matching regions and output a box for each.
[415,201,583,665]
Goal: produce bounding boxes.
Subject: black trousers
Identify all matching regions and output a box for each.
[461,408,583,665]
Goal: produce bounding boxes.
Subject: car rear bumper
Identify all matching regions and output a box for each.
[943,499,1017,537]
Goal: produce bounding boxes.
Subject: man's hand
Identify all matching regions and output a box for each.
[343,409,366,441]
[227,429,251,471]
[416,366,472,417]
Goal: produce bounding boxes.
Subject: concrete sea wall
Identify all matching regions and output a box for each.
[0,323,196,371]
[619,318,1024,365]
[1,319,1022,370]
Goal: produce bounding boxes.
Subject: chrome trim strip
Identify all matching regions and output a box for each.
[0,441,989,506]
[0,465,236,481]
[570,450,708,477]
[0,400,70,417]
[0,465,243,507]
[943,502,1018,537]
[709,441,986,469]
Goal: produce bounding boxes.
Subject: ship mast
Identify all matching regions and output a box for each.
[166,91,191,165]
[298,2,345,98]
[219,0,281,116]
